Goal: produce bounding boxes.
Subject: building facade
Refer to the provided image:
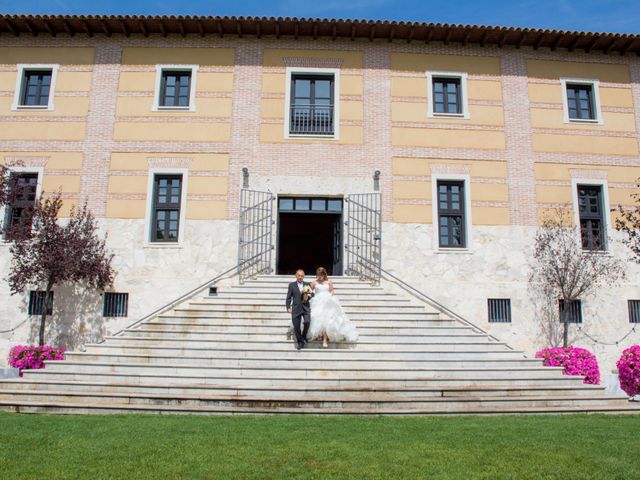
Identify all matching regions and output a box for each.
[0,15,639,371]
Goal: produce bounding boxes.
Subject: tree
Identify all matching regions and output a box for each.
[529,209,625,348]
[615,181,640,263]
[7,192,115,346]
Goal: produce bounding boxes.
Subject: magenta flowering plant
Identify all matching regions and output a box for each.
[535,346,601,385]
[7,345,66,374]
[616,345,640,397]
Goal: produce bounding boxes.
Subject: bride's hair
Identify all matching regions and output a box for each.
[316,267,328,281]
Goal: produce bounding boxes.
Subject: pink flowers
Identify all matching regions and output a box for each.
[535,347,601,385]
[616,345,640,397]
[7,345,66,375]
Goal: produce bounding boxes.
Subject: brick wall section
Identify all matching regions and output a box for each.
[80,41,121,216]
[631,62,640,163]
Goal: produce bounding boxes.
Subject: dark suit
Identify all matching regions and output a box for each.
[286,281,311,345]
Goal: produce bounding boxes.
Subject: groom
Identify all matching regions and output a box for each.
[285,269,311,350]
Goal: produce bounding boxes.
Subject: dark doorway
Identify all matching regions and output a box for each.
[277,197,343,276]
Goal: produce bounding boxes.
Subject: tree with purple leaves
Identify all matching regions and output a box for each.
[7,192,115,346]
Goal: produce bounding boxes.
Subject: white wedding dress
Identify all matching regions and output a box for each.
[307,282,358,342]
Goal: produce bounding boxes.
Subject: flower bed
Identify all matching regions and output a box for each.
[7,345,66,375]
[535,347,600,385]
[616,345,640,397]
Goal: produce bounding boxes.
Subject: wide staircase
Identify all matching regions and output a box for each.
[0,275,636,415]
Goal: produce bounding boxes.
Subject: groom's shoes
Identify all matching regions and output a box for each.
[295,341,303,350]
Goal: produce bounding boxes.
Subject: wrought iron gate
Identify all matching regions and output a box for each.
[344,192,382,284]
[238,189,274,283]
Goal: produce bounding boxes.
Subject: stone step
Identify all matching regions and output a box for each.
[192,298,416,307]
[163,311,442,320]
[220,289,391,297]
[99,337,510,351]
[151,317,455,328]
[178,304,430,313]
[63,352,541,369]
[0,378,607,398]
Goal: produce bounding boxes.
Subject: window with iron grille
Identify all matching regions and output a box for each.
[566,83,596,121]
[432,77,461,115]
[151,175,182,242]
[103,292,129,317]
[289,74,335,136]
[488,299,512,323]
[19,69,52,107]
[437,180,466,248]
[28,290,53,316]
[3,172,38,241]
[577,185,605,250]
[159,70,192,108]
[558,299,583,324]
[629,300,640,324]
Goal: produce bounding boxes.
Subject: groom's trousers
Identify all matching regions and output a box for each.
[292,312,311,344]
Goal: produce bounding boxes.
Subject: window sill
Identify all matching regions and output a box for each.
[143,243,184,249]
[429,113,469,119]
[13,105,53,111]
[153,106,194,112]
[435,247,472,254]
[567,118,602,125]
[286,133,338,140]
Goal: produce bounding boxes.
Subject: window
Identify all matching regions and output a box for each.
[13,65,58,110]
[561,79,601,123]
[558,299,583,324]
[151,175,183,242]
[3,172,38,240]
[278,197,343,213]
[488,299,512,323]
[577,185,605,250]
[153,65,197,111]
[103,292,129,317]
[629,300,640,324]
[427,72,469,118]
[28,290,53,316]
[437,180,466,248]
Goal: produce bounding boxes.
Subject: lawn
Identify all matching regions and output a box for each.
[0,412,638,479]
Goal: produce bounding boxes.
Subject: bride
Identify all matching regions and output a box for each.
[307,267,358,348]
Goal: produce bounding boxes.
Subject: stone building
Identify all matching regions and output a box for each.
[0,14,639,376]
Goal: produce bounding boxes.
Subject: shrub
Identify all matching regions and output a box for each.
[616,345,640,397]
[7,345,66,374]
[535,347,600,385]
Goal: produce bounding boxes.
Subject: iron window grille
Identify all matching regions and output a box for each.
[629,300,640,324]
[28,290,53,316]
[289,74,335,136]
[437,180,466,248]
[577,185,605,250]
[488,298,512,323]
[432,77,462,114]
[566,83,595,121]
[3,172,38,241]
[159,70,192,108]
[20,70,52,107]
[151,175,182,242]
[103,292,129,317]
[558,299,583,324]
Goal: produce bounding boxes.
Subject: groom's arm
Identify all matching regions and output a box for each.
[285,283,293,311]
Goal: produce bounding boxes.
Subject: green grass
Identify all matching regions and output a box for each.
[0,413,639,479]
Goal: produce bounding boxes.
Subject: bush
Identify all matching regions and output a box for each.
[7,345,65,374]
[535,347,600,385]
[616,345,640,397]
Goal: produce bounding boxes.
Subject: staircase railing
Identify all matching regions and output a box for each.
[380,267,512,349]
[110,253,265,338]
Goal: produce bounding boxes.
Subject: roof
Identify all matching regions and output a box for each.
[1,14,639,56]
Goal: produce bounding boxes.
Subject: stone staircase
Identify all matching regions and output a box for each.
[0,275,636,415]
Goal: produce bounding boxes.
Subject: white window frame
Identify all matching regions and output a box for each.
[426,71,470,119]
[144,168,189,246]
[571,178,611,251]
[284,67,340,140]
[153,65,198,112]
[431,173,473,252]
[1,166,44,242]
[12,64,59,111]
[561,78,603,125]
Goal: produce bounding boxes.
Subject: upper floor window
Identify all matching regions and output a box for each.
[285,68,340,139]
[577,184,605,251]
[427,72,469,118]
[151,175,183,243]
[437,180,467,248]
[3,172,39,241]
[561,79,602,124]
[153,65,197,111]
[13,64,59,110]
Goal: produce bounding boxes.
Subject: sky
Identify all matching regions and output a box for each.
[1,0,639,34]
